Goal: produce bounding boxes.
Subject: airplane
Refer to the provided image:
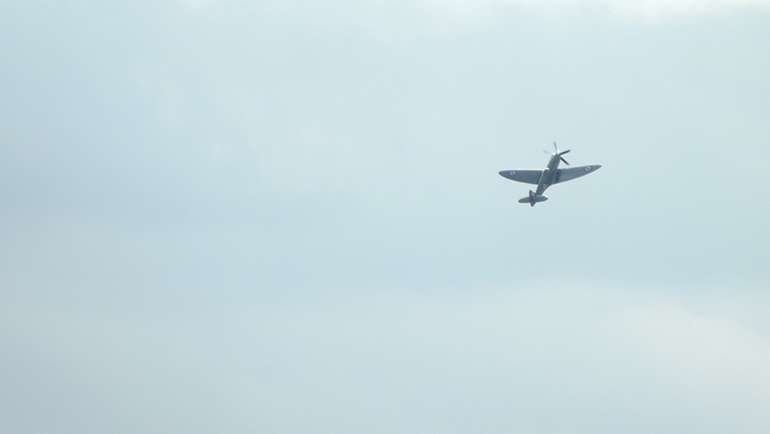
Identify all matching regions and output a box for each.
[499,143,601,207]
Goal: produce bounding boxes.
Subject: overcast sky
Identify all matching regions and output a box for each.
[2,1,770,433]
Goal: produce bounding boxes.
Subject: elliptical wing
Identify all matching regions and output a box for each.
[498,170,542,185]
[553,165,601,184]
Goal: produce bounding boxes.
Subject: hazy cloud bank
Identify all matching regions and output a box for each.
[2,285,770,433]
[1,2,769,433]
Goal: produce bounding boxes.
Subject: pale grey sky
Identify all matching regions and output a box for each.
[1,1,770,433]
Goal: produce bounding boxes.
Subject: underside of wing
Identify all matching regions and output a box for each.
[554,165,602,184]
[499,169,542,185]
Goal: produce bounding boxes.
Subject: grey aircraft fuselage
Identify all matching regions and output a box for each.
[533,152,564,196]
[499,144,601,206]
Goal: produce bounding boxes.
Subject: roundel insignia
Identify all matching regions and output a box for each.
[585,166,591,171]
[510,171,517,176]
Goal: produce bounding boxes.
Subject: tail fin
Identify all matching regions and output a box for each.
[518,190,548,206]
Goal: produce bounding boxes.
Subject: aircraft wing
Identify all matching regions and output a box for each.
[498,170,542,185]
[554,165,601,184]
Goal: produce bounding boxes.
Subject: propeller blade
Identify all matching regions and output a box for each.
[559,149,571,155]
[560,157,570,165]
[553,142,558,151]
[543,149,551,154]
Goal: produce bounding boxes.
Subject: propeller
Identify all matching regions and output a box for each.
[553,142,570,165]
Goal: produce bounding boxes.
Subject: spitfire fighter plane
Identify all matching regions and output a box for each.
[499,143,601,207]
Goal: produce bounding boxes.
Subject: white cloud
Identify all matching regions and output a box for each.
[249,0,770,25]
[425,0,770,17]
[432,0,770,22]
[600,0,770,17]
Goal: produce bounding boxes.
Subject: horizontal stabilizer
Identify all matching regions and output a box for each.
[518,194,548,205]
